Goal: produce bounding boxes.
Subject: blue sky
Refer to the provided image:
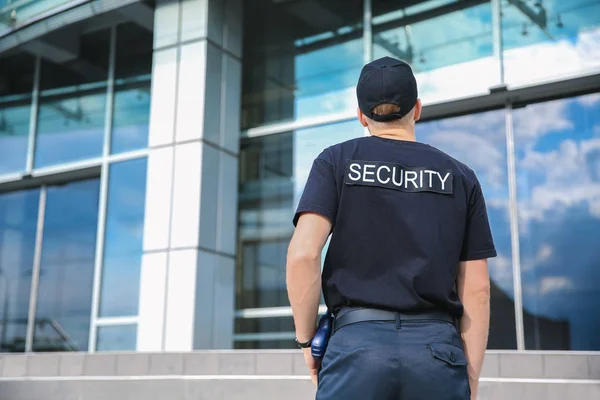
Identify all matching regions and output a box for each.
[238,1,600,348]
[512,93,600,350]
[418,93,600,350]
[254,81,600,351]
[244,91,600,350]
[286,0,600,121]
[0,83,150,173]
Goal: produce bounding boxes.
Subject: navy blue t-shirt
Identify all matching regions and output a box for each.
[293,135,497,318]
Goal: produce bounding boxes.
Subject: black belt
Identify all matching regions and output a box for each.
[333,308,455,333]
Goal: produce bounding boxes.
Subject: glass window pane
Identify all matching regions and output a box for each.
[35,29,110,168]
[111,84,150,154]
[35,91,107,168]
[514,92,600,350]
[33,179,100,352]
[39,29,110,91]
[234,316,296,350]
[242,0,364,129]
[502,0,600,86]
[0,52,35,175]
[237,120,363,310]
[372,0,496,104]
[100,158,148,317]
[417,110,516,349]
[0,189,40,353]
[96,324,137,351]
[111,22,152,154]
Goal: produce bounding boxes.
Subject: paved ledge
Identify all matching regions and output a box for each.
[477,380,600,400]
[1,351,598,379]
[0,378,599,400]
[0,352,599,400]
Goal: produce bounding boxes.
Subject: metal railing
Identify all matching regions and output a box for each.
[0,0,83,31]
[0,317,80,352]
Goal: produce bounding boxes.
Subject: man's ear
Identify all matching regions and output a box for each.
[357,107,368,127]
[413,99,422,122]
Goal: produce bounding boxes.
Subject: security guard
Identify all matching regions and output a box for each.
[286,56,495,400]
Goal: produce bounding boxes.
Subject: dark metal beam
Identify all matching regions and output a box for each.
[507,0,546,28]
[506,0,553,40]
[373,0,489,34]
[420,72,600,122]
[291,0,488,56]
[0,164,101,194]
[373,34,413,61]
[20,29,80,64]
[0,0,140,53]
[116,2,154,31]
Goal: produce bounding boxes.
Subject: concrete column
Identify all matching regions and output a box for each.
[137,0,242,351]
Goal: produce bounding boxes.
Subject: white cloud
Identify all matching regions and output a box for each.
[518,137,600,223]
[414,26,600,110]
[504,28,600,86]
[487,197,511,222]
[538,276,574,296]
[416,57,497,104]
[512,100,573,141]
[296,86,357,119]
[319,86,357,114]
[522,277,574,302]
[531,181,600,210]
[577,93,600,108]
[520,243,554,274]
[536,244,553,263]
[581,135,600,153]
[489,253,514,293]
[577,28,600,64]
[589,199,600,219]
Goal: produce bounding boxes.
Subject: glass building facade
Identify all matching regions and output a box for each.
[0,0,599,355]
[235,0,600,352]
[0,4,152,352]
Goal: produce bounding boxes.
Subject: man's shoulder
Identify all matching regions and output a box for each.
[317,137,366,161]
[421,143,478,180]
[328,136,366,151]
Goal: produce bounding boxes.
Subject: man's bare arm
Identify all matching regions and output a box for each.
[456,259,491,399]
[286,212,331,342]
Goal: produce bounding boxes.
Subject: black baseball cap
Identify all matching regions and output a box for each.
[356,56,418,122]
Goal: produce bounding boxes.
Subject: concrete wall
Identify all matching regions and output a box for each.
[138,0,242,352]
[1,351,599,399]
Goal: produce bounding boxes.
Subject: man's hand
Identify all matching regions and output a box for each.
[457,259,490,400]
[469,379,479,400]
[303,347,320,386]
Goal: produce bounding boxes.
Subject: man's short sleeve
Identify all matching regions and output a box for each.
[293,150,338,227]
[460,182,497,261]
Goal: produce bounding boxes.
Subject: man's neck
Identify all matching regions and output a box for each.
[371,128,416,142]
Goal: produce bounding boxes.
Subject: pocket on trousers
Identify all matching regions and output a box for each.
[428,343,468,367]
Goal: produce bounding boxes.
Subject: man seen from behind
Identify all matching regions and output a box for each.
[286,56,494,400]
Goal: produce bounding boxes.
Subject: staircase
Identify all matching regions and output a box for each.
[0,351,598,399]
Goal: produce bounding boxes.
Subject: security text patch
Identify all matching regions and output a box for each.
[344,159,453,195]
